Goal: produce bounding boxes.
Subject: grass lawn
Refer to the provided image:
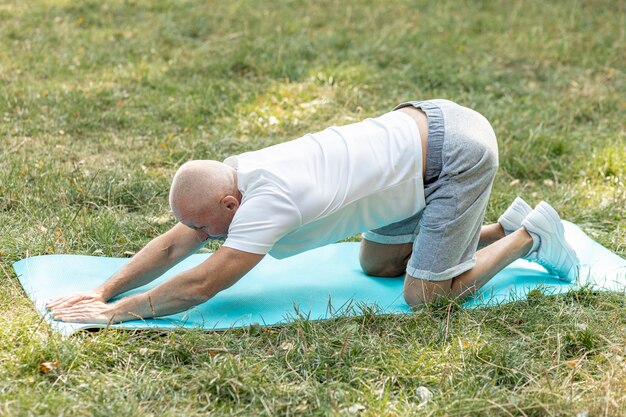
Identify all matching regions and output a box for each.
[1,0,625,415]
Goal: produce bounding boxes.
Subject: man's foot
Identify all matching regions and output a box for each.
[498,197,532,235]
[521,201,580,282]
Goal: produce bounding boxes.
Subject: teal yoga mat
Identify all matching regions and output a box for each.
[13,221,626,336]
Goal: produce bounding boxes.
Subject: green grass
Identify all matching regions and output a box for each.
[1,0,625,415]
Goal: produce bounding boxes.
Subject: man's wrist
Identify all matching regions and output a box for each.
[109,292,150,322]
[94,288,110,303]
[96,282,119,303]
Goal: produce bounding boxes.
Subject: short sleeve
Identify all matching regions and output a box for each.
[222,184,302,255]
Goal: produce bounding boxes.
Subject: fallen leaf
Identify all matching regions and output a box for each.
[40,361,61,374]
[295,401,308,412]
[566,359,578,368]
[280,341,294,351]
[347,404,366,414]
[207,348,230,356]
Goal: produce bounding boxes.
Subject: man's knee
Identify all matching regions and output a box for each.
[403,276,453,308]
[361,259,405,278]
[360,257,406,277]
[359,240,411,277]
[403,277,429,307]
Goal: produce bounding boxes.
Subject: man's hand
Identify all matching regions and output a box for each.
[46,247,263,324]
[48,299,116,324]
[46,290,106,311]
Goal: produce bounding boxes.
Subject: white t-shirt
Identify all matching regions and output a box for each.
[222,110,425,259]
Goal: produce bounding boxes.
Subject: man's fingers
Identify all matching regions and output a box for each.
[50,301,108,318]
[46,296,73,309]
[64,299,93,307]
[51,310,90,321]
[52,311,108,323]
[51,299,99,314]
[48,296,110,324]
[51,304,90,315]
[47,294,95,310]
[52,304,84,314]
[48,300,74,311]
[46,300,68,310]
[47,295,84,308]
[53,314,89,323]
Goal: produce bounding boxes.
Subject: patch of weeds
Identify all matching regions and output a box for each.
[423,296,462,319]
[475,344,530,389]
[562,326,604,359]
[526,288,547,305]
[560,286,601,308]
[240,322,261,337]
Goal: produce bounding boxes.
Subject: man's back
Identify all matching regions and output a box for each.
[222,110,426,258]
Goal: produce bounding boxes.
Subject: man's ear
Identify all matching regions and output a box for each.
[222,195,239,211]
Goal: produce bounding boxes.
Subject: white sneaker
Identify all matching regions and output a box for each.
[521,201,580,282]
[498,197,532,235]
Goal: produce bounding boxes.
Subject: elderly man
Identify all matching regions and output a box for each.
[47,99,580,323]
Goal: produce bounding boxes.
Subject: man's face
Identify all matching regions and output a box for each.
[171,197,231,242]
[181,210,230,242]
[172,192,240,243]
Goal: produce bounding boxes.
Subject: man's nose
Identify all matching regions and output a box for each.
[195,229,209,241]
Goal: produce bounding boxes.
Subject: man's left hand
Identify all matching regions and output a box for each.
[49,299,118,324]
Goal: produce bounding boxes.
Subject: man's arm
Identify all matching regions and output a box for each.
[46,222,207,310]
[49,247,263,323]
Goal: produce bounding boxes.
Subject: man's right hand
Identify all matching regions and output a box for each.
[46,290,106,311]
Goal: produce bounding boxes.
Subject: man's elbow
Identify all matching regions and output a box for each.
[159,243,177,262]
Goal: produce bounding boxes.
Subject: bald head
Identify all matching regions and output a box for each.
[169,160,236,221]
